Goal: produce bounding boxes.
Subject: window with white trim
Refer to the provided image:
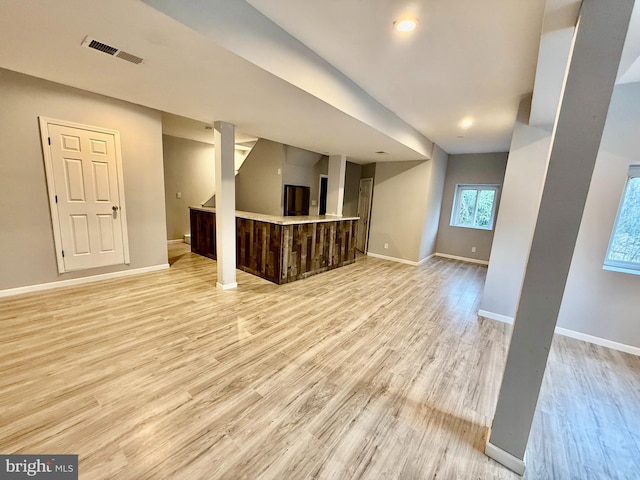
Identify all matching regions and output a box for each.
[450,184,499,230]
[604,165,640,274]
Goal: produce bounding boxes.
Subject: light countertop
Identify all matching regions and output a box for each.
[190,206,359,225]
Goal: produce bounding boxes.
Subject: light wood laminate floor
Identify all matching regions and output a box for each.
[1,244,639,479]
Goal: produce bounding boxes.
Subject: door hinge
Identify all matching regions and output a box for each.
[61,250,65,258]
[48,137,51,145]
[55,195,58,203]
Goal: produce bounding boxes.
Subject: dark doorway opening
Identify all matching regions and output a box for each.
[319,176,328,215]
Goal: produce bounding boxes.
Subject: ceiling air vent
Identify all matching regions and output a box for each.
[115,51,143,65]
[81,36,143,65]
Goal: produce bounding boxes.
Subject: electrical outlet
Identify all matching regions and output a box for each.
[277,168,282,175]
[471,246,476,253]
[176,192,182,199]
[384,243,389,249]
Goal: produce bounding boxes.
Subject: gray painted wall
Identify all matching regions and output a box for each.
[236,139,329,216]
[482,84,640,349]
[283,146,321,189]
[343,162,362,217]
[360,163,376,180]
[480,98,551,317]
[419,145,449,260]
[557,82,640,347]
[368,157,446,263]
[235,139,285,216]
[162,135,215,240]
[284,145,322,168]
[435,152,508,262]
[0,68,167,291]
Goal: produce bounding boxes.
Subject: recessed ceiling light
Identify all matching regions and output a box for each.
[460,118,473,129]
[394,17,418,32]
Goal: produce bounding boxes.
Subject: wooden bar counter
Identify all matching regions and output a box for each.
[189,207,358,284]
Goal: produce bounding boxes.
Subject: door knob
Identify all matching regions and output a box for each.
[112,206,119,212]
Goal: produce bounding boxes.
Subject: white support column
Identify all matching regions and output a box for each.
[485,0,635,475]
[214,121,237,290]
[326,154,346,216]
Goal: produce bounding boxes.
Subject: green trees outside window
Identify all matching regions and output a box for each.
[605,167,640,273]
[451,184,499,230]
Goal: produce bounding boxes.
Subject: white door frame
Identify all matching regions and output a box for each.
[39,117,130,273]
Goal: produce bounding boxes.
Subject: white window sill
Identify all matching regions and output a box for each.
[449,224,494,231]
[603,264,640,276]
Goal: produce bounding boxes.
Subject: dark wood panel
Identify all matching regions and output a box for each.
[237,218,282,284]
[280,220,357,284]
[190,208,357,285]
[190,209,216,260]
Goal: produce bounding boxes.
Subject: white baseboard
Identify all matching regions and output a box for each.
[367,252,485,267]
[485,441,526,475]
[366,252,419,266]
[478,309,514,324]
[217,281,238,291]
[555,327,640,356]
[434,252,489,265]
[366,252,437,267]
[478,309,640,356]
[167,239,184,244]
[0,264,170,299]
[417,253,435,266]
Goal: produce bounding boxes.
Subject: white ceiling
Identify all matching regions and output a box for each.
[162,113,257,146]
[0,0,638,163]
[529,0,640,127]
[247,0,546,153]
[617,3,640,85]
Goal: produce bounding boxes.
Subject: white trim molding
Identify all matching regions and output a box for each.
[478,309,514,324]
[555,327,640,357]
[434,253,489,266]
[167,239,184,244]
[217,281,238,291]
[367,252,420,266]
[417,253,435,266]
[478,310,640,356]
[367,252,483,268]
[485,441,526,476]
[366,252,435,266]
[0,264,170,299]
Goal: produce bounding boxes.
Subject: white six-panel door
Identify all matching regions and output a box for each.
[40,118,129,272]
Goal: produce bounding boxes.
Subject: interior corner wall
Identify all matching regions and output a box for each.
[419,144,448,261]
[435,152,508,262]
[0,68,167,291]
[235,138,284,216]
[368,160,433,263]
[360,163,376,180]
[481,83,640,350]
[283,146,320,188]
[480,113,552,318]
[556,82,640,348]
[162,135,215,240]
[343,162,363,217]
